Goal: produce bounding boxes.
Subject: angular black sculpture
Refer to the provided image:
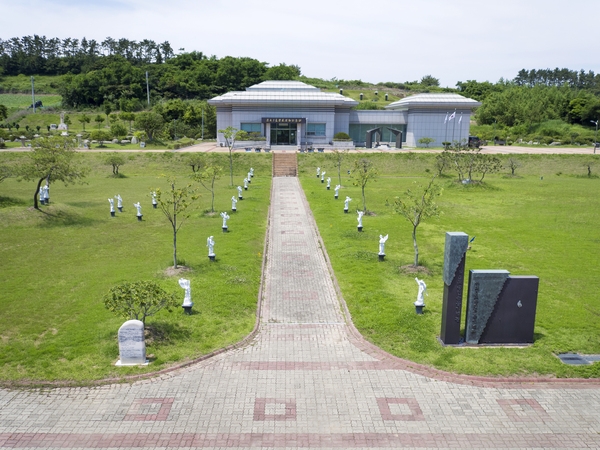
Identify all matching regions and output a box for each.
[440,232,469,345]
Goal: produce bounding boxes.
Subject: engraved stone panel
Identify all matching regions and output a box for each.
[465,270,509,344]
[117,320,147,366]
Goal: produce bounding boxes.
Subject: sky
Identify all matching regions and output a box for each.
[2,0,600,88]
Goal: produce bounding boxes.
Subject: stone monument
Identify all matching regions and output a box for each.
[116,320,147,366]
[179,278,193,314]
[57,112,68,131]
[440,232,469,345]
[207,236,215,261]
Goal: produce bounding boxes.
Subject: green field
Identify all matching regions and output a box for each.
[0,152,271,385]
[299,152,600,378]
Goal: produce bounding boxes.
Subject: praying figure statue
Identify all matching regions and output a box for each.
[415,278,427,306]
[42,184,49,203]
[207,236,215,256]
[334,185,341,198]
[151,191,158,208]
[244,178,248,189]
[316,167,321,177]
[115,194,123,209]
[220,211,230,228]
[39,186,44,204]
[134,202,142,216]
[237,186,243,199]
[357,210,364,228]
[179,278,192,307]
[321,171,326,182]
[247,171,252,182]
[231,196,238,210]
[327,177,331,188]
[108,198,115,213]
[249,167,254,177]
[378,234,388,255]
[344,196,352,210]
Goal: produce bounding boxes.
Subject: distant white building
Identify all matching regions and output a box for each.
[208,81,481,149]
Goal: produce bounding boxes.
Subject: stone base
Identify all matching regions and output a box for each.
[357,226,362,232]
[118,207,123,212]
[209,255,215,261]
[335,195,338,199]
[344,209,348,213]
[415,304,425,315]
[232,208,236,212]
[137,215,143,221]
[327,186,330,190]
[238,196,243,200]
[110,211,115,217]
[153,204,157,209]
[222,227,228,233]
[378,254,385,261]
[116,359,149,366]
[321,180,324,183]
[244,187,248,190]
[182,305,193,315]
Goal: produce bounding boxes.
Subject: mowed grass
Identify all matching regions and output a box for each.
[0,94,62,111]
[0,152,271,384]
[299,152,600,378]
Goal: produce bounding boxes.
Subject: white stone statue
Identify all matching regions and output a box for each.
[316,167,321,177]
[179,278,193,307]
[357,210,364,227]
[220,211,230,228]
[335,185,341,197]
[108,198,115,212]
[42,184,49,202]
[344,196,352,209]
[378,234,388,255]
[247,171,252,182]
[249,167,254,177]
[134,202,142,216]
[415,277,427,306]
[151,191,157,207]
[207,236,215,256]
[58,112,68,130]
[244,178,248,189]
[321,171,326,182]
[39,186,44,204]
[327,177,331,188]
[115,194,123,210]
[231,196,237,210]
[237,186,243,198]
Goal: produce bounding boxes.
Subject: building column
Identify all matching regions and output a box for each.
[265,123,271,147]
[297,123,302,149]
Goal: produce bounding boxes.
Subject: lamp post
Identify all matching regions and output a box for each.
[592,120,598,154]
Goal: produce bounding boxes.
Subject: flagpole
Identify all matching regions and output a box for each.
[459,112,463,144]
[444,112,448,146]
[452,109,457,144]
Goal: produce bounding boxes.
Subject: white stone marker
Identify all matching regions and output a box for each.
[116,320,148,366]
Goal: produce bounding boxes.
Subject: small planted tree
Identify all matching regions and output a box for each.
[350,158,378,212]
[154,178,199,268]
[90,130,112,147]
[104,281,178,326]
[120,111,135,133]
[418,137,435,148]
[17,136,88,209]
[135,112,164,142]
[94,114,105,129]
[219,126,245,185]
[392,177,442,267]
[194,161,223,213]
[328,148,349,186]
[507,157,521,176]
[78,113,91,131]
[104,152,126,176]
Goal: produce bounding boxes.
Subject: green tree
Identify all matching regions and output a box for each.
[0,104,8,121]
[420,75,440,87]
[104,152,125,175]
[418,137,435,148]
[110,122,127,139]
[104,281,178,326]
[120,111,135,133]
[391,177,442,267]
[0,164,11,183]
[90,129,112,147]
[154,178,199,268]
[194,160,222,213]
[78,113,91,131]
[94,114,105,129]
[135,111,164,141]
[104,103,113,122]
[219,126,245,185]
[350,158,378,212]
[327,148,349,186]
[17,136,88,209]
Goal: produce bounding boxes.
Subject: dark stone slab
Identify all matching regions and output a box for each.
[479,275,539,344]
[443,232,469,286]
[440,253,466,345]
[558,353,591,365]
[465,270,509,344]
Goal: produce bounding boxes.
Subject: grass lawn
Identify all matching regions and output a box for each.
[299,152,600,378]
[0,152,271,385]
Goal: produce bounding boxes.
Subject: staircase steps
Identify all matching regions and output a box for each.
[272,152,298,177]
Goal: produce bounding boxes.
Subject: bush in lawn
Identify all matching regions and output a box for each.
[104,152,126,176]
[104,281,178,326]
[110,123,127,139]
[333,132,351,140]
[418,137,435,148]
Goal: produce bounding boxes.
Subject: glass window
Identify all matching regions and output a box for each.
[241,123,262,133]
[306,123,326,136]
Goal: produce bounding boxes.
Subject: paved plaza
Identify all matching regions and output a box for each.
[1,175,599,449]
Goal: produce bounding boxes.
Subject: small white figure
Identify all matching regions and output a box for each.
[415,278,427,306]
[39,186,44,204]
[151,191,157,208]
[231,196,238,210]
[179,278,192,307]
[42,184,49,203]
[321,171,326,182]
[357,210,364,228]
[327,177,331,188]
[247,172,252,182]
[237,186,243,199]
[334,185,341,198]
[344,196,352,210]
[134,202,142,216]
[249,167,254,177]
[378,234,388,255]
[207,236,215,256]
[108,198,115,213]
[220,211,230,228]
[316,167,321,177]
[115,194,123,210]
[244,178,248,189]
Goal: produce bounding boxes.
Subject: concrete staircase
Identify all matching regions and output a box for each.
[272,152,298,177]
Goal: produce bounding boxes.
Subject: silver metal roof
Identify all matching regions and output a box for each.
[386,93,481,110]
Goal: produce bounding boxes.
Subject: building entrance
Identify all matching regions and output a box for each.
[270,122,297,145]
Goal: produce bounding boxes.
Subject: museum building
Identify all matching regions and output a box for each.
[208,80,481,149]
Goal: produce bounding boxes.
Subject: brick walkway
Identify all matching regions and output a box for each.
[1,176,600,449]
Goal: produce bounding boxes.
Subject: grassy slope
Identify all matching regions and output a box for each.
[0,152,271,383]
[299,152,600,378]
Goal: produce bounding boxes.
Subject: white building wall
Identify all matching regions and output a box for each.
[407,110,472,147]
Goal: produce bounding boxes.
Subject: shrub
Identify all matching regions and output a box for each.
[333,132,351,140]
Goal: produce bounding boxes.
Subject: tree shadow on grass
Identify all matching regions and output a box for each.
[0,196,29,208]
[36,208,98,228]
[145,321,192,346]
